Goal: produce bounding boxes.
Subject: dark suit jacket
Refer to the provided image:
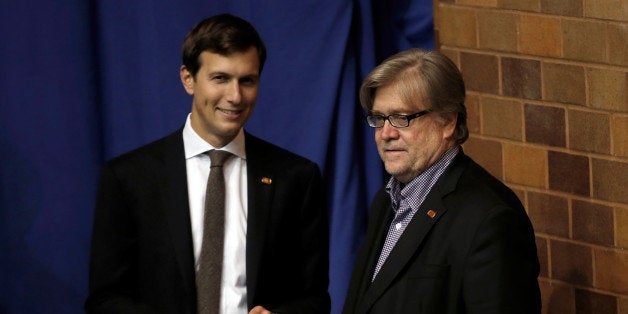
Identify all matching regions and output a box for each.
[86,129,330,314]
[343,151,540,314]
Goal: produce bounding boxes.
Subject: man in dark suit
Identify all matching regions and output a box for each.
[86,14,330,314]
[342,49,541,314]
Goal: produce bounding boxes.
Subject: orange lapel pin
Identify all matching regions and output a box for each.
[261,177,273,185]
[427,209,436,218]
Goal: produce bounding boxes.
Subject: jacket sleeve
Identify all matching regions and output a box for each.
[268,163,331,314]
[85,165,153,313]
[462,205,541,314]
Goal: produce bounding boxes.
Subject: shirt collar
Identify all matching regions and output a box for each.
[386,145,460,210]
[182,113,246,160]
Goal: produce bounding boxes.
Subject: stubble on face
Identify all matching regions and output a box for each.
[373,84,456,183]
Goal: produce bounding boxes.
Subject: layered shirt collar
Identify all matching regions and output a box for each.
[182,113,246,160]
[385,145,460,214]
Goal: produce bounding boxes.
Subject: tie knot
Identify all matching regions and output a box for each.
[208,150,233,167]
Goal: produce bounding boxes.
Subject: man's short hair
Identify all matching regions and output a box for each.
[182,14,267,78]
[360,48,468,144]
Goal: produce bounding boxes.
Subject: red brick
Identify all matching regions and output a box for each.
[568,110,611,154]
[574,289,617,314]
[437,5,477,48]
[539,280,576,314]
[619,297,628,314]
[612,115,628,158]
[618,207,628,249]
[502,57,542,100]
[519,15,562,57]
[587,68,627,113]
[482,97,523,140]
[463,137,503,179]
[550,240,593,286]
[543,62,586,106]
[525,104,566,147]
[594,249,628,294]
[608,24,628,66]
[459,0,498,7]
[563,19,607,63]
[572,200,614,246]
[592,158,628,204]
[540,0,583,16]
[461,52,499,94]
[528,191,569,237]
[584,0,625,21]
[465,93,481,133]
[499,0,540,11]
[548,151,590,197]
[503,143,547,188]
[478,10,518,52]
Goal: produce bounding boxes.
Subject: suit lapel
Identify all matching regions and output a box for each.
[358,196,447,313]
[158,129,196,295]
[358,152,468,312]
[244,133,275,307]
[358,194,394,297]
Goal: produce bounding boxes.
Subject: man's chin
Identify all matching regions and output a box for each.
[217,128,240,139]
[385,165,416,182]
[217,122,244,134]
[384,165,402,177]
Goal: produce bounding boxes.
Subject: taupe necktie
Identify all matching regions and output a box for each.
[196,150,232,314]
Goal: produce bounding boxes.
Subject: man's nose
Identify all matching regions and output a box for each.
[226,81,242,104]
[379,119,399,140]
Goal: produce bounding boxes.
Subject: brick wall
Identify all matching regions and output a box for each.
[433,0,627,313]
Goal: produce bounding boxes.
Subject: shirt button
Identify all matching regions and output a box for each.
[395,223,402,230]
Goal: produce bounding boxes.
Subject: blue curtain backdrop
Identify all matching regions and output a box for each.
[0,1,433,313]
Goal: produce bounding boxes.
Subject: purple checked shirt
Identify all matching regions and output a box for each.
[372,146,460,281]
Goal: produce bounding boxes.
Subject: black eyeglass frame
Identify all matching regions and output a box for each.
[366,110,431,128]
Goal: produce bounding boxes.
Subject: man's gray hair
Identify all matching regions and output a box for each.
[360,48,468,144]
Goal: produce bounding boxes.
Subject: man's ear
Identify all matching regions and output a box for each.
[180,65,194,95]
[442,112,458,139]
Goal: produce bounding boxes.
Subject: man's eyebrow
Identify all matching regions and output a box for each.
[207,71,229,76]
[206,71,259,79]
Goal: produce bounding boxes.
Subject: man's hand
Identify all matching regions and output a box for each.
[249,305,273,314]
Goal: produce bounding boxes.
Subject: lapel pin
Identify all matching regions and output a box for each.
[427,209,436,218]
[261,177,273,185]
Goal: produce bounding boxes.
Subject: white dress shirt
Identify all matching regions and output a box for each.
[183,114,248,314]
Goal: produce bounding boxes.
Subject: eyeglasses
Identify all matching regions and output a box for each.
[366,110,430,128]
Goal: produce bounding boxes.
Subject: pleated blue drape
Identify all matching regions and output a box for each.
[0,1,432,313]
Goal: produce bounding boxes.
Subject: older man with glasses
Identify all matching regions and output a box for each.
[342,48,541,314]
